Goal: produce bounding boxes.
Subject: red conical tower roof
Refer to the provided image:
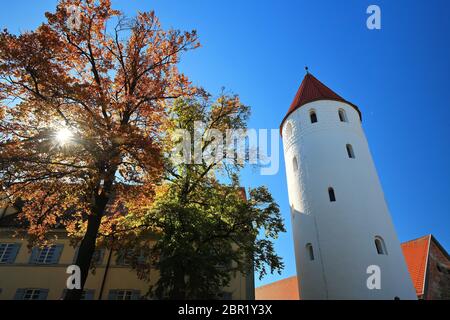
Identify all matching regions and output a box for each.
[280,73,361,136]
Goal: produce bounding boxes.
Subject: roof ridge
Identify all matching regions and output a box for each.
[421,235,432,297]
[256,275,298,288]
[401,234,432,244]
[429,234,450,260]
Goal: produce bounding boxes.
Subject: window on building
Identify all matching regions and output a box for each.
[37,246,55,263]
[338,109,348,122]
[116,249,145,266]
[310,110,318,123]
[23,289,41,300]
[436,263,450,274]
[285,122,293,138]
[82,290,95,300]
[14,288,48,300]
[375,236,388,255]
[346,144,355,159]
[29,244,63,264]
[73,248,104,266]
[117,290,133,300]
[116,249,133,266]
[0,243,20,264]
[293,156,298,172]
[91,249,104,265]
[61,289,95,300]
[108,289,140,300]
[328,187,336,202]
[306,243,314,261]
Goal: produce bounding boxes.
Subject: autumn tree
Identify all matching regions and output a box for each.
[0,0,199,299]
[116,95,285,299]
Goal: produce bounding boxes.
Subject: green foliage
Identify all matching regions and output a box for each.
[119,94,285,299]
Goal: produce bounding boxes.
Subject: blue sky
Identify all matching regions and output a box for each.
[1,0,449,287]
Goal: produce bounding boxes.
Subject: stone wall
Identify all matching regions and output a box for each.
[425,239,450,300]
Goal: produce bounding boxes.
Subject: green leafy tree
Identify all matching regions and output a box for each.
[116,95,285,299]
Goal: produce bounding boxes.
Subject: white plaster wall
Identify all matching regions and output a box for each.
[282,100,417,300]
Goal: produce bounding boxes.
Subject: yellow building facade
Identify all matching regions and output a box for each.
[0,208,254,300]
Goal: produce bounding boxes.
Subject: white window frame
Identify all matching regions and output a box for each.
[0,243,14,263]
[37,246,56,264]
[116,290,134,300]
[23,289,42,300]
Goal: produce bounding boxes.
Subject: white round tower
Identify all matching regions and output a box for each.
[281,72,417,299]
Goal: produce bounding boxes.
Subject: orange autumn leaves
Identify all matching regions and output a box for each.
[0,0,199,245]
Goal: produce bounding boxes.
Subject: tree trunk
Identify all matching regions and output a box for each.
[170,264,186,299]
[64,193,109,300]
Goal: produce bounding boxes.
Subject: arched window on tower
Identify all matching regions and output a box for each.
[338,109,348,122]
[310,110,317,123]
[285,122,293,138]
[374,236,388,255]
[346,144,355,159]
[292,156,298,172]
[306,243,314,261]
[328,187,336,202]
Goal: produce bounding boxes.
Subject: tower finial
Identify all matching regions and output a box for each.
[305,66,309,74]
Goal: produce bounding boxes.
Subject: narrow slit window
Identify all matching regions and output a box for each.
[310,111,317,123]
[306,243,314,261]
[338,109,347,122]
[346,144,355,159]
[328,187,336,202]
[292,156,298,172]
[285,122,292,138]
[375,236,387,255]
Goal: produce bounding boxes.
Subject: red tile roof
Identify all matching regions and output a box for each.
[255,275,299,300]
[280,73,361,136]
[400,235,431,296]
